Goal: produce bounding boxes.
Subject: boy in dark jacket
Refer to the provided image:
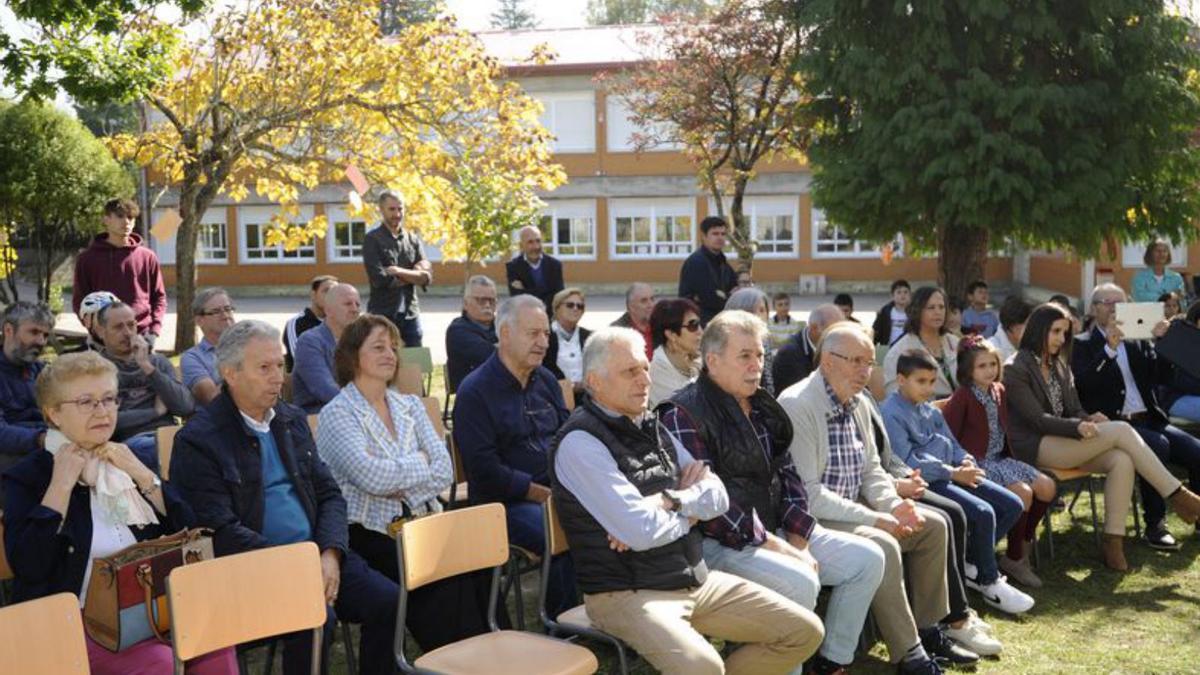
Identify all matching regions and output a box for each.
[678,216,737,325]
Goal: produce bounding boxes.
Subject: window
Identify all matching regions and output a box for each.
[536,200,596,259]
[709,197,798,257]
[325,205,369,262]
[149,209,227,265]
[610,199,695,259]
[605,97,679,152]
[534,92,596,153]
[811,207,891,258]
[239,205,316,264]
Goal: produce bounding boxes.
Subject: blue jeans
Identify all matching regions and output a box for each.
[1130,421,1200,527]
[1169,395,1200,423]
[123,432,159,476]
[506,501,578,618]
[701,527,885,667]
[929,478,1023,585]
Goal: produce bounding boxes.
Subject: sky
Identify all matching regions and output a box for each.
[444,0,590,30]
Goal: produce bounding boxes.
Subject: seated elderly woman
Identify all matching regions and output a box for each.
[647,297,702,408]
[1,352,235,675]
[544,287,591,385]
[316,314,491,650]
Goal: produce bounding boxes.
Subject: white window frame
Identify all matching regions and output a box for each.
[811,207,887,259]
[535,91,596,153]
[604,96,680,153]
[1121,240,1188,268]
[325,205,370,263]
[609,198,695,260]
[150,209,228,266]
[537,200,597,261]
[238,205,316,265]
[708,197,799,259]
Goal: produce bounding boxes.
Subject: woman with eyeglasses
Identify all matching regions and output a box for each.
[2,352,236,674]
[543,287,591,386]
[648,297,703,408]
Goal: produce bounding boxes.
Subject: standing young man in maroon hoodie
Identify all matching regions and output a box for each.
[72,198,167,349]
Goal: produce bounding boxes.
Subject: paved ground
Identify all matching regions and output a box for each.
[54,292,891,363]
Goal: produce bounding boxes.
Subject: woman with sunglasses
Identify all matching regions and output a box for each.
[543,287,591,386]
[648,297,703,408]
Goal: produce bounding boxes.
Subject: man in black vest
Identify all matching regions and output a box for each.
[660,310,885,675]
[551,326,824,674]
[506,225,564,310]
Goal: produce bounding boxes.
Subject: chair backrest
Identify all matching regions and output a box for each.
[543,497,570,557]
[400,503,508,590]
[157,424,181,481]
[167,541,326,662]
[281,372,294,403]
[420,397,447,438]
[559,379,576,411]
[393,363,424,396]
[0,592,89,674]
[307,414,319,436]
[448,435,467,484]
[398,346,434,375]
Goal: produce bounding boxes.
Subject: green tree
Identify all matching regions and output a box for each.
[801,0,1200,300]
[0,0,205,104]
[586,0,717,25]
[608,0,813,266]
[0,101,133,303]
[491,0,540,30]
[379,0,441,34]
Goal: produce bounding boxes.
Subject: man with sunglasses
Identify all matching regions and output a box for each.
[181,287,238,405]
[446,275,499,390]
[0,301,54,498]
[506,225,564,311]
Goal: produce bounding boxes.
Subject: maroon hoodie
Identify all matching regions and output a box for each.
[72,232,167,336]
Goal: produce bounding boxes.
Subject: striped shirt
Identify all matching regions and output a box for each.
[820,382,865,501]
[316,382,453,535]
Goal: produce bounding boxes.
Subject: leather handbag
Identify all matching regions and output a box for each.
[82,528,214,652]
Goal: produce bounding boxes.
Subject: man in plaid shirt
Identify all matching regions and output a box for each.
[659,311,885,675]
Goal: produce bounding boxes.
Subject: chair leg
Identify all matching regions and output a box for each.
[512,559,527,631]
[340,621,357,675]
[1088,477,1102,551]
[1044,506,1056,562]
[1132,488,1142,538]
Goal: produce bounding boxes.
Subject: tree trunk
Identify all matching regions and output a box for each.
[938,224,989,303]
[174,179,202,354]
[728,177,754,271]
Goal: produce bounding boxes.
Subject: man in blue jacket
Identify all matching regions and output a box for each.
[452,294,578,617]
[0,301,53,497]
[445,274,499,391]
[172,320,397,675]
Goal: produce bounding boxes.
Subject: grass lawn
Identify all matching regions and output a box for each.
[249,365,1200,673]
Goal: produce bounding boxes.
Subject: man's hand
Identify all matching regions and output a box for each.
[1152,319,1171,339]
[1106,323,1125,351]
[893,499,925,533]
[320,549,342,605]
[525,482,552,503]
[385,265,405,278]
[677,461,709,490]
[896,468,927,499]
[132,335,155,374]
[782,532,820,574]
[950,463,985,488]
[606,533,630,552]
[874,513,910,538]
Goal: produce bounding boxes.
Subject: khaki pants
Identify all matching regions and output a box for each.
[582,570,824,675]
[824,505,950,663]
[1038,421,1182,535]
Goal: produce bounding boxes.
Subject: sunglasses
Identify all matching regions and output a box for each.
[563,301,585,311]
[680,319,701,333]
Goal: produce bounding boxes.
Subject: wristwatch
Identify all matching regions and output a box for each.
[139,474,162,498]
[663,490,683,513]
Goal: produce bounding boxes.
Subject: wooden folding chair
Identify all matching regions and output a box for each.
[0,592,89,674]
[541,499,631,674]
[167,541,327,675]
[442,365,456,429]
[281,372,294,403]
[559,379,576,411]
[399,346,435,394]
[420,396,448,438]
[307,414,319,436]
[393,363,425,396]
[157,424,181,481]
[394,503,597,675]
[1037,466,1141,563]
[439,434,470,508]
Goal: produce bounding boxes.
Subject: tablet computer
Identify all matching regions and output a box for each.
[1115,302,1164,341]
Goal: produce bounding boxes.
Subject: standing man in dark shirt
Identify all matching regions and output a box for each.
[284,275,338,372]
[679,215,738,326]
[506,225,564,310]
[362,190,431,347]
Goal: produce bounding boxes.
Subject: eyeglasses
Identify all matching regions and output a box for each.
[680,319,701,333]
[470,296,497,307]
[1094,298,1121,307]
[827,351,874,370]
[199,305,237,316]
[59,394,119,413]
[563,301,585,311]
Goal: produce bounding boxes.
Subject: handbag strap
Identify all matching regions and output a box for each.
[135,563,170,644]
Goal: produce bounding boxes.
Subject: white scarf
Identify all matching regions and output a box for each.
[45,429,159,527]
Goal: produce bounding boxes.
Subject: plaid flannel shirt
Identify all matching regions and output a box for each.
[821,382,866,501]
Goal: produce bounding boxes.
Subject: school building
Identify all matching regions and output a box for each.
[144,25,1195,303]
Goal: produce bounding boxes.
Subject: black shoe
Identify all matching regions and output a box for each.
[1144,522,1180,550]
[920,626,980,666]
[897,657,944,675]
[807,655,848,675]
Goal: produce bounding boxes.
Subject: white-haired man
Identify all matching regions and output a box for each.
[506,224,564,310]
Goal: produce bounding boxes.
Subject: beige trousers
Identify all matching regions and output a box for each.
[582,569,824,675]
[1038,421,1182,535]
[823,505,950,663]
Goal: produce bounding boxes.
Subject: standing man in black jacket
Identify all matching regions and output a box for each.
[679,216,738,326]
[172,320,398,674]
[1072,283,1200,549]
[506,225,564,310]
[362,190,431,347]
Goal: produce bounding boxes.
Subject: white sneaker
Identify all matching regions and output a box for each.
[963,562,982,591]
[979,576,1035,615]
[944,619,1003,656]
[967,609,996,637]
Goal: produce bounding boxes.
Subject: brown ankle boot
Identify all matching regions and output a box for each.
[1168,487,1200,524]
[1102,534,1129,572]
